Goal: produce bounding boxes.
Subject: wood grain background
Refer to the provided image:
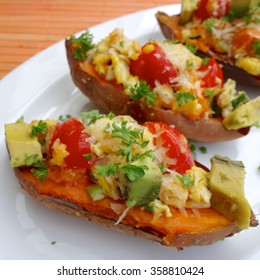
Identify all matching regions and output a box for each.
[0,0,180,78]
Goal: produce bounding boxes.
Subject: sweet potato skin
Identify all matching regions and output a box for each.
[12,166,258,249]
[65,39,249,142]
[156,11,260,87]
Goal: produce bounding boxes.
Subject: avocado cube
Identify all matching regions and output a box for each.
[223,97,260,130]
[208,155,251,229]
[5,122,42,168]
[180,0,200,24]
[125,158,162,207]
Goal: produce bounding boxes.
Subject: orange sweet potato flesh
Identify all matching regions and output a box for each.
[14,166,252,249]
[65,39,249,142]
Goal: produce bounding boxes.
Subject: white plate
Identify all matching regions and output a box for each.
[0,4,260,260]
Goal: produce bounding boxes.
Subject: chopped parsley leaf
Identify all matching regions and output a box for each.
[120,164,148,181]
[80,110,103,125]
[175,92,195,106]
[159,163,167,174]
[69,30,94,60]
[164,39,179,45]
[188,140,197,160]
[186,59,194,68]
[31,120,47,136]
[58,114,71,122]
[127,80,156,107]
[95,163,148,182]
[203,18,217,33]
[25,154,42,166]
[111,121,146,162]
[221,10,236,22]
[252,41,260,57]
[31,159,48,182]
[212,102,222,118]
[199,146,207,154]
[185,43,198,54]
[83,153,93,160]
[95,164,119,177]
[204,89,215,103]
[202,57,210,66]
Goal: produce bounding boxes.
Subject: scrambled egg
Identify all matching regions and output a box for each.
[87,28,140,87]
[49,139,68,167]
[159,166,211,211]
[235,56,260,76]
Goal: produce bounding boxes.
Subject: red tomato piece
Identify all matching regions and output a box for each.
[194,0,230,21]
[50,117,96,169]
[144,122,194,174]
[199,58,224,88]
[130,43,178,88]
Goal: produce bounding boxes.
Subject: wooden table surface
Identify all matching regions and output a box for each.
[0,0,180,78]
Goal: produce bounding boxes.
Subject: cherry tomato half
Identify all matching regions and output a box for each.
[194,0,230,21]
[144,122,194,174]
[50,117,96,169]
[130,43,178,88]
[199,58,224,88]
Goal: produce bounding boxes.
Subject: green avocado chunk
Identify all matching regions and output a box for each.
[5,122,42,168]
[223,97,260,130]
[125,158,162,207]
[208,155,251,229]
[179,0,200,24]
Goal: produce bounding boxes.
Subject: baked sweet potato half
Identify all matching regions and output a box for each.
[4,112,258,249]
[65,29,260,143]
[156,0,260,86]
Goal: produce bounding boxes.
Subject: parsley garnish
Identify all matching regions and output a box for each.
[177,174,193,188]
[120,164,148,181]
[128,80,156,107]
[80,110,103,125]
[31,120,47,136]
[252,41,260,57]
[164,39,179,45]
[185,43,198,54]
[186,59,194,68]
[231,92,249,109]
[175,92,195,106]
[199,146,207,154]
[31,160,48,182]
[58,114,71,122]
[204,89,215,103]
[212,102,221,118]
[158,164,167,174]
[95,163,148,182]
[221,10,236,22]
[202,57,210,66]
[95,164,119,177]
[25,154,41,166]
[188,140,197,160]
[203,18,217,33]
[69,30,94,60]
[111,121,148,162]
[83,153,93,160]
